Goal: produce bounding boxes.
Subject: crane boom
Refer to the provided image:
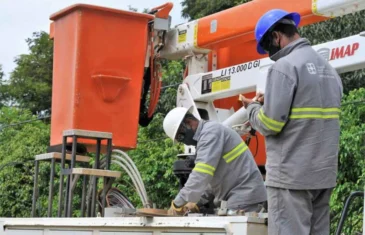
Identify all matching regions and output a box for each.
[160,0,365,60]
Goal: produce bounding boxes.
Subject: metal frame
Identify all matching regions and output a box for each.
[57,129,113,218]
[31,156,69,217]
[335,191,364,235]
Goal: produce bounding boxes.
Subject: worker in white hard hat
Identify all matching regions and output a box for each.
[163,106,267,216]
[241,9,343,235]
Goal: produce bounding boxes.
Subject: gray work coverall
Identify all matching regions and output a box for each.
[247,38,343,235]
[174,120,267,211]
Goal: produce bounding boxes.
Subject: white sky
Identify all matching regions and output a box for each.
[0,0,186,79]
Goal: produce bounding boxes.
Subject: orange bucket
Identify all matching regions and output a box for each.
[49,4,154,152]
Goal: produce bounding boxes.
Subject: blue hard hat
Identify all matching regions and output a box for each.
[255,9,301,54]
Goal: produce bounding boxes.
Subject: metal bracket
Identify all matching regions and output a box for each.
[61,169,72,175]
[70,175,80,191]
[217,201,228,216]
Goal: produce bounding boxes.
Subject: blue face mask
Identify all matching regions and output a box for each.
[176,122,197,146]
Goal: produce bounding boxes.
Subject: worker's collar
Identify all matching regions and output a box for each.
[193,120,205,141]
[270,38,311,61]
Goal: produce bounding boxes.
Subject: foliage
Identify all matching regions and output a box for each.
[0,107,50,217]
[0,31,53,115]
[0,65,3,80]
[181,0,248,20]
[329,88,365,234]
[156,60,185,115]
[0,65,6,109]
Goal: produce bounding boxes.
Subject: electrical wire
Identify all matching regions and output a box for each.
[112,150,150,206]
[0,83,180,132]
[106,188,135,208]
[99,150,150,208]
[109,159,148,207]
[0,115,50,130]
[0,95,362,132]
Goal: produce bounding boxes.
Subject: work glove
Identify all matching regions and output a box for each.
[167,201,200,216]
[185,202,200,213]
[167,201,186,216]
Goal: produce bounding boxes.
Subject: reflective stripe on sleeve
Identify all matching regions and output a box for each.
[257,108,286,132]
[223,142,248,163]
[193,162,216,176]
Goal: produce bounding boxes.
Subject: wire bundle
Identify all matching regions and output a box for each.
[99,149,151,208]
[105,187,134,209]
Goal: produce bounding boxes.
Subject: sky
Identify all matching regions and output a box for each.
[0,0,186,79]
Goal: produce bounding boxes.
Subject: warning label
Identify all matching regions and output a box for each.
[201,73,231,94]
[178,30,187,43]
[211,76,231,93]
[201,73,212,94]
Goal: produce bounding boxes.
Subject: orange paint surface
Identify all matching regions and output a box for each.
[49,4,153,150]
[196,0,328,50]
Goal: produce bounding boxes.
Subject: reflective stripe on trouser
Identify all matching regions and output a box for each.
[193,162,216,176]
[223,142,248,163]
[290,107,340,119]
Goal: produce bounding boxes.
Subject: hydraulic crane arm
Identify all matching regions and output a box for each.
[176,32,365,130]
[159,0,365,60]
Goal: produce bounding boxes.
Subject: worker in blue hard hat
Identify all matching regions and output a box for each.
[241,9,343,235]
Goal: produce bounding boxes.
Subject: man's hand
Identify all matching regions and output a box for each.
[256,92,264,104]
[240,92,264,108]
[240,95,254,108]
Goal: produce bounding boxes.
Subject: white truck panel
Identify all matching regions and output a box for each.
[0,216,267,235]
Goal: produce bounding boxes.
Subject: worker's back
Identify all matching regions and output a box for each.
[266,38,343,190]
[196,120,267,209]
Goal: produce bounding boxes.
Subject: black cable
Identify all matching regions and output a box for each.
[254,135,259,158]
[0,159,33,172]
[0,115,50,130]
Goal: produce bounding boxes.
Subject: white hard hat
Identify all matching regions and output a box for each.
[163,106,193,143]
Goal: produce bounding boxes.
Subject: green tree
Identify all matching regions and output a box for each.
[0,65,3,79]
[330,88,365,234]
[156,60,185,115]
[1,31,53,115]
[0,65,7,108]
[0,107,50,217]
[181,0,246,20]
